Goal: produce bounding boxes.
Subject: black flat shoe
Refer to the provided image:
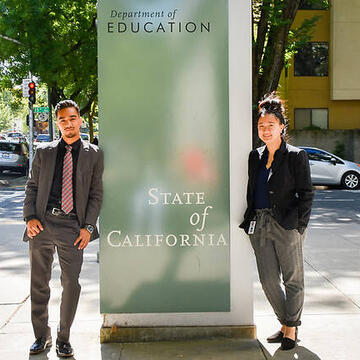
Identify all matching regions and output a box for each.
[281,337,296,350]
[267,330,284,343]
[281,327,298,351]
[56,339,74,358]
[29,337,52,355]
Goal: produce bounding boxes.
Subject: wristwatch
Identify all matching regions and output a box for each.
[84,224,95,234]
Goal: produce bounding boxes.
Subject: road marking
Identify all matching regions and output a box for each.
[314,199,355,202]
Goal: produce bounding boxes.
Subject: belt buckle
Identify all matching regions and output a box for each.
[51,208,62,216]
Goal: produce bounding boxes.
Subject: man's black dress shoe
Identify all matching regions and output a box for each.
[29,337,52,355]
[266,330,284,343]
[56,339,74,358]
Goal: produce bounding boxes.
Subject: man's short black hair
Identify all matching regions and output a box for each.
[55,100,80,118]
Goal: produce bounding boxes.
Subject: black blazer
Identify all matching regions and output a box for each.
[240,140,314,234]
[23,139,104,242]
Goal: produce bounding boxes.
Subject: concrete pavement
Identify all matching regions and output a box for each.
[0,221,265,359]
[0,187,359,359]
[256,189,360,359]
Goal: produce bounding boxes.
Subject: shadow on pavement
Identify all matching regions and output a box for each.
[100,339,266,360]
[260,342,322,359]
[0,171,27,188]
[26,348,52,359]
[27,351,77,360]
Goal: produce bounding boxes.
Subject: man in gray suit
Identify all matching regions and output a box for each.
[23,100,103,357]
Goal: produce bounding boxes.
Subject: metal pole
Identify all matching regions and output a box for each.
[53,111,57,139]
[48,86,53,140]
[29,101,34,169]
[28,72,34,169]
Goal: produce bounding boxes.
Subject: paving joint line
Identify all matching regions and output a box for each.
[119,344,124,360]
[256,312,360,317]
[0,302,22,306]
[304,258,360,310]
[258,340,271,359]
[0,294,30,330]
[0,261,57,330]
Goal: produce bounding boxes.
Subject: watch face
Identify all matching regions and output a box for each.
[86,225,94,233]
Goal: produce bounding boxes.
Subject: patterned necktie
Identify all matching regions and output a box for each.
[61,145,73,214]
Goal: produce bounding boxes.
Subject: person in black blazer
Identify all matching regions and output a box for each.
[240,93,313,351]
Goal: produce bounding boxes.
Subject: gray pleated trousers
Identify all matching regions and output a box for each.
[249,209,305,327]
[29,211,83,342]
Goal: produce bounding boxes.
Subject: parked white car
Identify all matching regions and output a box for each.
[300,147,360,189]
[0,140,29,175]
[80,133,90,142]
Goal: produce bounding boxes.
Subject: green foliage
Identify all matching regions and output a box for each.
[303,124,323,130]
[334,142,346,159]
[0,102,12,132]
[0,0,97,114]
[285,16,320,68]
[299,0,329,10]
[253,0,329,76]
[284,0,330,68]
[0,88,28,132]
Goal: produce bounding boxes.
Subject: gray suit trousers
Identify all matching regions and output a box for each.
[29,211,83,342]
[249,209,305,327]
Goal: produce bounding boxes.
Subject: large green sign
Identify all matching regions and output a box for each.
[99,0,229,313]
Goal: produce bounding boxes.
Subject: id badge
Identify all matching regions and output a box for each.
[248,220,256,235]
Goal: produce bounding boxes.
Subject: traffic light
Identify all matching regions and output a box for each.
[28,82,36,104]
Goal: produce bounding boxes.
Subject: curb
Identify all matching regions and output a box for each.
[0,179,9,187]
[0,176,27,189]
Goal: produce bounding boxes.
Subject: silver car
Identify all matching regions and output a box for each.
[0,140,29,176]
[300,147,360,189]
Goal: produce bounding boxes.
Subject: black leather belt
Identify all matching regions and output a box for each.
[47,207,77,219]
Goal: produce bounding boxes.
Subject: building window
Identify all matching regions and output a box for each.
[298,0,329,10]
[294,42,328,76]
[294,108,328,129]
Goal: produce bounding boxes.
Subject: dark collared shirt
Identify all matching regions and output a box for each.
[254,152,271,209]
[47,138,81,211]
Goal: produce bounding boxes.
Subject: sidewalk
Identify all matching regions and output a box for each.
[0,189,359,359]
[0,222,265,359]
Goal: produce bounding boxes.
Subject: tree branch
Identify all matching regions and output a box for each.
[70,88,82,101]
[254,0,271,75]
[0,34,22,45]
[62,15,97,57]
[80,95,96,116]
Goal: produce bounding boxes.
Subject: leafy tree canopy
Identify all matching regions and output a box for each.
[0,0,97,115]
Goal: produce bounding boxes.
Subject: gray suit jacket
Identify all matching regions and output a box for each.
[23,139,104,242]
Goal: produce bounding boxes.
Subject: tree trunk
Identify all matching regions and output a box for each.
[252,0,301,149]
[87,100,96,143]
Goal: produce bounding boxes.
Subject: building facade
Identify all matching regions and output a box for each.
[279,0,360,161]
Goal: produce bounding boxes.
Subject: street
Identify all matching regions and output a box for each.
[0,182,359,359]
[0,188,25,221]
